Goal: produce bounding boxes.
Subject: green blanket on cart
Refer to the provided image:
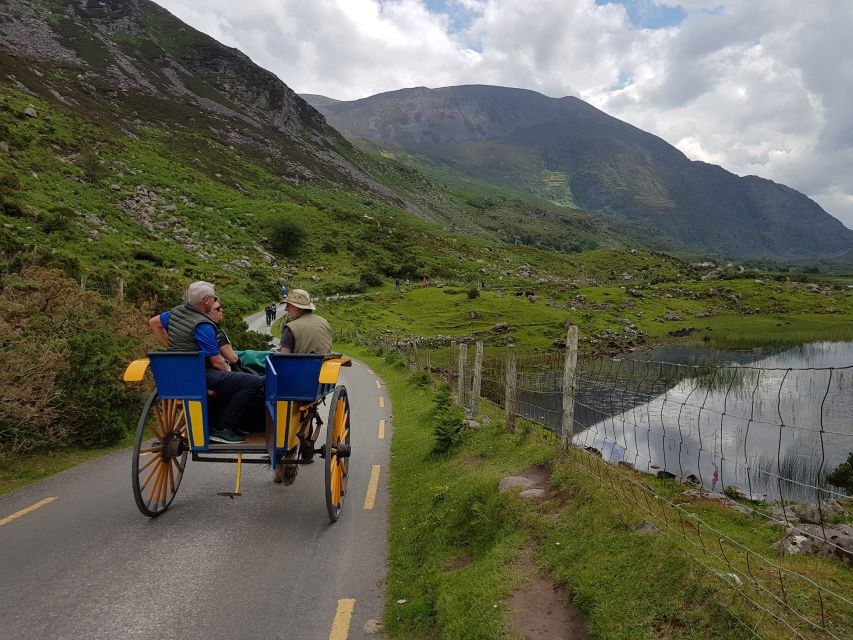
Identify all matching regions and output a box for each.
[235,349,273,374]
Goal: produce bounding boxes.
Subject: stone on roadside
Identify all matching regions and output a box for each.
[519,488,546,500]
[363,619,383,634]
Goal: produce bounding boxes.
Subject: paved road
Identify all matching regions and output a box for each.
[0,361,391,639]
[245,303,284,340]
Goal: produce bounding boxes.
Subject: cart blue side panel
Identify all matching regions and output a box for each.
[148,351,209,450]
[265,353,328,465]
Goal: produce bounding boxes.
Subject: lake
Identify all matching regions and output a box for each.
[571,341,853,502]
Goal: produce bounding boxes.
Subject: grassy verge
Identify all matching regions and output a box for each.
[346,343,852,639]
[0,433,133,496]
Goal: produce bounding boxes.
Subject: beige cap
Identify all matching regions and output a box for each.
[283,288,316,311]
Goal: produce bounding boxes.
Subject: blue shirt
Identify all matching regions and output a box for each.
[160,311,220,358]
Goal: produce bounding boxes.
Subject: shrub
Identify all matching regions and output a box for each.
[0,267,154,454]
[827,453,853,494]
[79,146,106,183]
[467,287,480,299]
[359,270,383,287]
[59,330,140,446]
[408,371,432,388]
[433,384,453,411]
[268,217,306,256]
[432,403,465,455]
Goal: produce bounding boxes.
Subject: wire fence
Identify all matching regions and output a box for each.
[356,332,853,639]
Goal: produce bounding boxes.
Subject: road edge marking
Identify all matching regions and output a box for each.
[378,396,384,408]
[375,379,381,389]
[378,419,385,440]
[329,598,356,640]
[0,497,57,526]
[363,465,381,510]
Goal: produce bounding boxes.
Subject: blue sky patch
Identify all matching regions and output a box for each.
[595,0,687,29]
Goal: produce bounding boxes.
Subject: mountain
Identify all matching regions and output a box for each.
[303,85,853,260]
[0,0,419,208]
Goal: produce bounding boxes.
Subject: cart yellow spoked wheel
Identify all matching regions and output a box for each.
[132,391,189,517]
[324,385,351,522]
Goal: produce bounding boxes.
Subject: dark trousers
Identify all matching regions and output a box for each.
[206,370,265,432]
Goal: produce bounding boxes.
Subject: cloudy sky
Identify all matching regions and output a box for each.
[153,0,853,229]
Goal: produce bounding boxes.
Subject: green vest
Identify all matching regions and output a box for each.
[286,312,333,354]
[167,304,215,352]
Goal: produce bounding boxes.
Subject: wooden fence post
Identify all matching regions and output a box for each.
[117,278,125,303]
[471,341,483,416]
[449,340,456,387]
[505,344,517,433]
[561,325,579,449]
[457,342,467,407]
[425,349,431,373]
[80,274,87,291]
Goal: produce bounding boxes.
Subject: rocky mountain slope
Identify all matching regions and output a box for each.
[0,0,418,208]
[304,85,853,260]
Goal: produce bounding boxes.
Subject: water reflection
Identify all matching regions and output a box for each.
[573,341,853,502]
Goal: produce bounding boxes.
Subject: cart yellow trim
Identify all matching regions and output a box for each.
[185,400,205,447]
[319,357,352,384]
[276,401,302,449]
[123,358,150,382]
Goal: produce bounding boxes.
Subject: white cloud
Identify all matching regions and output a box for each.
[152,0,853,230]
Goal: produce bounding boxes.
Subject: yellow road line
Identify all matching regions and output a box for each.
[378,396,384,408]
[329,598,356,640]
[0,497,57,526]
[366,368,374,374]
[378,419,385,439]
[375,379,381,389]
[364,465,381,510]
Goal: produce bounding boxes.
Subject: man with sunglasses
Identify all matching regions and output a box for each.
[148,280,263,443]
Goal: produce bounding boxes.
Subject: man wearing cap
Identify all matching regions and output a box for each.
[148,280,264,444]
[278,288,333,354]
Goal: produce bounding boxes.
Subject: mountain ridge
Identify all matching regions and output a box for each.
[303,84,853,260]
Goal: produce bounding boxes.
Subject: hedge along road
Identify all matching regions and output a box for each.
[0,314,392,639]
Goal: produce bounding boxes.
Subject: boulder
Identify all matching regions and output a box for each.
[518,488,546,500]
[798,500,844,525]
[773,524,853,566]
[24,105,38,118]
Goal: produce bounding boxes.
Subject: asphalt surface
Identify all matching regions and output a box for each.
[0,349,391,639]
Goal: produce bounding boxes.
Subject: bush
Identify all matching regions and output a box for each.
[359,270,383,287]
[432,403,465,455]
[827,453,853,494]
[408,371,432,388]
[79,146,106,183]
[59,330,140,446]
[467,287,480,299]
[268,217,306,256]
[0,267,154,454]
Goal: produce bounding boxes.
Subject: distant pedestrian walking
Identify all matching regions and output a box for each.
[265,303,275,327]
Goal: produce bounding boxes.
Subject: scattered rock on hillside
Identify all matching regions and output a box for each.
[773,524,853,566]
[24,105,38,118]
[682,489,752,515]
[796,500,844,524]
